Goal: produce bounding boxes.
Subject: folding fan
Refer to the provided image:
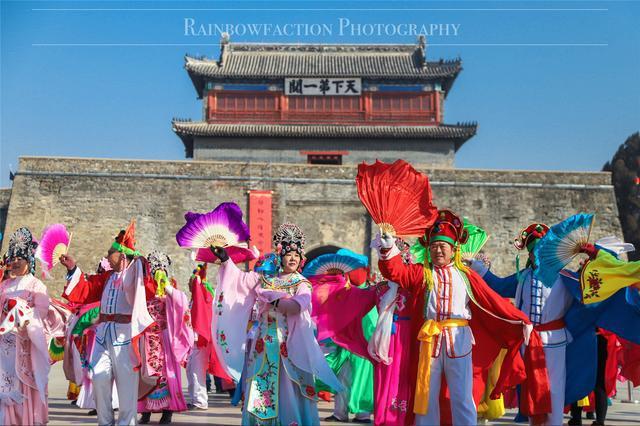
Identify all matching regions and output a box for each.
[303,249,368,277]
[356,160,438,238]
[534,213,595,287]
[35,223,72,276]
[194,244,259,264]
[460,219,489,259]
[176,202,250,249]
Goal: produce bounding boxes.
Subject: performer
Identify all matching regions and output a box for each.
[311,240,424,426]
[312,266,375,424]
[0,227,50,425]
[376,209,552,425]
[59,221,154,426]
[470,223,574,426]
[62,259,120,416]
[212,222,342,425]
[185,263,212,410]
[138,250,194,424]
[471,224,640,426]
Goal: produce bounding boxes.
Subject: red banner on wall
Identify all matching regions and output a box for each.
[248,190,273,268]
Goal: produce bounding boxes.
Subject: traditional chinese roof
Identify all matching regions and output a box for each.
[172,120,477,158]
[184,39,462,97]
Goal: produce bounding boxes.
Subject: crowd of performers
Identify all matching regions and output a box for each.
[1,174,640,426]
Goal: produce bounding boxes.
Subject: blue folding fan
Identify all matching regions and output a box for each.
[303,248,368,276]
[534,213,594,287]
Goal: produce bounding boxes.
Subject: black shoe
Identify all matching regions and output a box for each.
[139,412,152,424]
[70,400,77,406]
[325,415,348,422]
[87,409,97,416]
[586,412,595,420]
[591,422,605,426]
[568,418,583,426]
[352,419,371,424]
[159,410,173,424]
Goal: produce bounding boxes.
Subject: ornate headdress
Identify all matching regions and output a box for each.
[112,219,140,257]
[514,223,549,252]
[421,209,469,247]
[6,227,38,274]
[147,250,171,275]
[273,223,306,257]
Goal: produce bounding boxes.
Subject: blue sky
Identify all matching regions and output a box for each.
[1,0,639,187]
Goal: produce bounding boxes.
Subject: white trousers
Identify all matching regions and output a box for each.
[90,339,138,426]
[333,359,370,421]
[415,348,476,426]
[186,346,209,409]
[532,345,566,426]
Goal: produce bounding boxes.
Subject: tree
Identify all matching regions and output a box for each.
[603,132,640,261]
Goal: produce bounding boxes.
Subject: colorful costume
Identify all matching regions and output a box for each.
[0,228,49,425]
[62,222,154,426]
[378,210,551,425]
[185,264,214,409]
[138,251,194,424]
[309,264,375,423]
[472,225,640,425]
[312,241,426,426]
[213,223,342,425]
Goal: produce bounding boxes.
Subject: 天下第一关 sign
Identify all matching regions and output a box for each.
[285,78,361,96]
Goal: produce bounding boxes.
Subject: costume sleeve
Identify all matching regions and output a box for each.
[32,280,50,320]
[213,260,260,381]
[480,269,518,298]
[218,260,261,297]
[290,279,311,312]
[627,287,640,314]
[63,268,110,305]
[378,254,424,292]
[165,288,194,365]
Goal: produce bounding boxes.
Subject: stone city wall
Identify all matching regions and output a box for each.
[1,156,621,295]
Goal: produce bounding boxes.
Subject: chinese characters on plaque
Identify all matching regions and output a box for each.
[248,190,273,268]
[285,78,361,96]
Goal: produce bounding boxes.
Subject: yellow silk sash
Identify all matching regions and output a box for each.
[414,318,469,415]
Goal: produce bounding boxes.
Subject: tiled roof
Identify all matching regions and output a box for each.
[172,120,477,157]
[185,41,462,96]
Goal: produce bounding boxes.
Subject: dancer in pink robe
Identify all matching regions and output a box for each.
[212,223,342,426]
[312,273,422,426]
[0,228,50,425]
[311,242,422,426]
[138,250,194,425]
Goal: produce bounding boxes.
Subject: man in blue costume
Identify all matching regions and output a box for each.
[470,223,640,426]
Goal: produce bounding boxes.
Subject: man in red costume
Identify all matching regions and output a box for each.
[59,221,155,426]
[375,209,552,425]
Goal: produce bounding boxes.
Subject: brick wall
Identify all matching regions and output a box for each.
[1,156,621,295]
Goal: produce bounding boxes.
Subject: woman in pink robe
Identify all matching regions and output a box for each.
[212,223,342,426]
[138,250,194,425]
[312,274,422,426]
[0,228,50,425]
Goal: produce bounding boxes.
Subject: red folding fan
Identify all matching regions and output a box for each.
[356,159,438,238]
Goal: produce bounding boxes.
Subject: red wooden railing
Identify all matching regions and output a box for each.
[206,91,440,125]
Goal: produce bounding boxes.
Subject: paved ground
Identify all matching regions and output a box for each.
[47,363,640,425]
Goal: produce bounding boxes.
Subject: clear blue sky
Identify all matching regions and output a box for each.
[1,0,639,187]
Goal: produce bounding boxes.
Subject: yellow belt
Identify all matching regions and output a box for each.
[414,318,469,415]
